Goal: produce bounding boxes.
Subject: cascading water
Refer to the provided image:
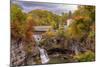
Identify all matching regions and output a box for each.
[38,47,50,64]
[33,34,50,64]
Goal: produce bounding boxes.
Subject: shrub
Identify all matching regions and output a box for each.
[73,50,95,62]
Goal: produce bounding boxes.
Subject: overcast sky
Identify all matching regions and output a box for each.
[11,0,78,14]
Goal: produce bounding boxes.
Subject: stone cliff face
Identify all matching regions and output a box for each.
[11,41,26,66]
[10,40,39,66]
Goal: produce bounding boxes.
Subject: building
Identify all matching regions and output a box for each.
[33,26,52,43]
[66,18,73,27]
[33,26,52,35]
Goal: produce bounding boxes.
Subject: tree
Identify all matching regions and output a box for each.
[61,13,68,25]
[73,6,95,22]
[28,9,60,26]
[25,14,36,42]
[67,5,95,39]
[11,4,26,40]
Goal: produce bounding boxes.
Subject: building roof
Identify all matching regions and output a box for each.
[34,26,52,32]
[33,25,68,32]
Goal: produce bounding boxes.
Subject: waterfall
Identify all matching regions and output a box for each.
[38,47,50,64]
[74,46,79,55]
[33,34,50,64]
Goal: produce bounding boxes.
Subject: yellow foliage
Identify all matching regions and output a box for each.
[42,31,56,38]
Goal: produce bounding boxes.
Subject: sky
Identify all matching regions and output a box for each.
[11,0,78,15]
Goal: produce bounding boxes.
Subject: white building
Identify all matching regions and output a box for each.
[66,18,73,27]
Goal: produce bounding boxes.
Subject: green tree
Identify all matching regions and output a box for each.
[28,9,60,26]
[67,5,95,39]
[61,13,68,25]
[11,4,26,40]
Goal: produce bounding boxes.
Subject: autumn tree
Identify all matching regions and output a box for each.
[11,4,26,42]
[67,5,95,39]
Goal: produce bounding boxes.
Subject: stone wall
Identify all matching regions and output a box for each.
[11,41,26,66]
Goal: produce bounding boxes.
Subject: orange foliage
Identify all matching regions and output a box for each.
[73,16,89,20]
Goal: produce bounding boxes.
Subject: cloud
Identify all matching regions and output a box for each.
[11,0,78,14]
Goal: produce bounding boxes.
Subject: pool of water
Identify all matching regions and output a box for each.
[48,54,75,64]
